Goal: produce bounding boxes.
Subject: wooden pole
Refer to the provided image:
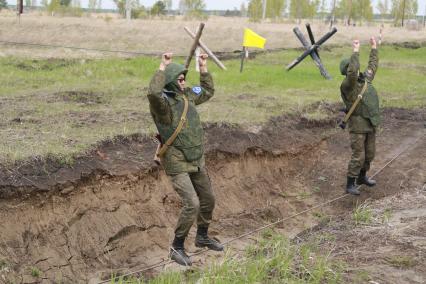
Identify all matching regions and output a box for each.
[293,27,331,79]
[184,23,205,70]
[183,27,227,70]
[240,47,246,73]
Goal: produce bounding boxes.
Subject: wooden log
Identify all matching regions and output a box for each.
[184,23,205,69]
[305,23,320,59]
[293,27,331,80]
[286,27,337,71]
[184,27,227,70]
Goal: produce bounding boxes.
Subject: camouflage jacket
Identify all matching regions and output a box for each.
[147,70,214,175]
[341,49,381,133]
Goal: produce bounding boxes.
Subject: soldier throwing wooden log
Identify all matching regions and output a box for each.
[147,53,223,266]
[340,37,380,195]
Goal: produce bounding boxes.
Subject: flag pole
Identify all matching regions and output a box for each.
[240,46,246,73]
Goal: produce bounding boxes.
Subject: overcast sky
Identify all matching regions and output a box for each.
[9,0,426,14]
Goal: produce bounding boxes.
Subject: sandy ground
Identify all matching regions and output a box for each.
[0,107,424,283]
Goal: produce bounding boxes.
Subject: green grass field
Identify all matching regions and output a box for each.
[110,230,343,284]
[0,45,425,163]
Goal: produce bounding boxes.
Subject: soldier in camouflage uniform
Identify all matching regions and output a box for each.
[340,37,380,195]
[147,53,223,266]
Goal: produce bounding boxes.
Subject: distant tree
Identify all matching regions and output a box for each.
[377,0,389,18]
[337,0,373,25]
[47,0,60,13]
[289,0,319,23]
[266,0,287,20]
[132,4,148,18]
[88,0,97,11]
[336,0,355,25]
[60,0,71,6]
[25,0,31,7]
[114,0,138,17]
[240,1,247,17]
[178,0,186,14]
[248,0,262,22]
[183,0,205,17]
[151,0,166,15]
[163,0,172,13]
[319,0,327,20]
[391,0,418,26]
[0,0,7,10]
[72,0,80,6]
[356,0,373,24]
[97,0,102,10]
[31,0,37,6]
[224,8,241,17]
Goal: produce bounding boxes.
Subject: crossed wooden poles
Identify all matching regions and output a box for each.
[287,24,338,80]
[183,23,227,71]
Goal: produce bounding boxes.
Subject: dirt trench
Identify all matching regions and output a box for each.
[0,107,424,283]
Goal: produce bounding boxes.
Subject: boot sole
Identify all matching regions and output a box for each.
[170,255,192,266]
[195,243,224,251]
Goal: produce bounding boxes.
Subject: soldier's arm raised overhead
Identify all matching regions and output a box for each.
[346,40,360,88]
[147,53,172,116]
[340,40,361,103]
[192,54,215,105]
[365,37,379,82]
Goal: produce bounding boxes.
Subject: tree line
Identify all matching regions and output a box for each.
[247,0,420,26]
[1,0,421,26]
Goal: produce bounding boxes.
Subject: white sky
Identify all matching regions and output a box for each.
[8,0,426,14]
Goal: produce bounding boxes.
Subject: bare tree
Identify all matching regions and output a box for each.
[377,0,390,21]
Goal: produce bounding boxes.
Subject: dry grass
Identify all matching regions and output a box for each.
[1,11,426,59]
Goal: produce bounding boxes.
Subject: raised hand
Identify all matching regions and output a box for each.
[370,36,377,49]
[160,52,173,71]
[198,53,208,73]
[353,39,360,52]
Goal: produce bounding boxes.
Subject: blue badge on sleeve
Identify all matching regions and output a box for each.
[192,86,202,95]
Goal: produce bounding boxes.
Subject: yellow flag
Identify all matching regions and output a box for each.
[243,28,266,49]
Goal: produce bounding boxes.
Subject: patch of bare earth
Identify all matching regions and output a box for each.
[0,107,424,283]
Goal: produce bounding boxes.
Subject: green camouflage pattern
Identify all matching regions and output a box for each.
[340,49,381,133]
[170,169,215,238]
[348,132,376,177]
[147,69,215,175]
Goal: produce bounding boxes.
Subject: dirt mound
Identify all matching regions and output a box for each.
[58,91,107,105]
[0,108,424,283]
[6,58,78,71]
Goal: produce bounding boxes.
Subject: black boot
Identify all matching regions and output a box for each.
[169,236,192,266]
[195,226,224,251]
[357,169,376,187]
[346,176,360,195]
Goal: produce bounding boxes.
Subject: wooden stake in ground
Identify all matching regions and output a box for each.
[240,47,246,73]
[183,27,227,70]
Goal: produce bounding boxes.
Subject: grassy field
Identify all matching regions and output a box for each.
[110,230,343,284]
[0,44,425,164]
[1,13,426,59]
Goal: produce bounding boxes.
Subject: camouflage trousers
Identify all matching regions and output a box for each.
[169,167,215,238]
[347,131,376,177]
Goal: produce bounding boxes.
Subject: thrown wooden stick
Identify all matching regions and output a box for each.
[184,26,227,70]
[184,23,205,69]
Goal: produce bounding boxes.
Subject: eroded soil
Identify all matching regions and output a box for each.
[0,107,424,283]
